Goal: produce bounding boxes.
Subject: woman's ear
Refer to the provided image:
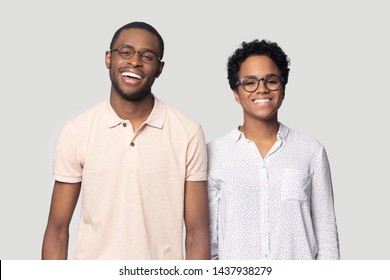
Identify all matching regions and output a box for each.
[234,90,241,104]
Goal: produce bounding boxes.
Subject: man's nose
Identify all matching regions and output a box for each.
[127,51,142,66]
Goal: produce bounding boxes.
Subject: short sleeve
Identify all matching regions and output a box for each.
[53,121,83,183]
[185,125,207,181]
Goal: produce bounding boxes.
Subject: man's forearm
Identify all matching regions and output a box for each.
[185,227,210,260]
[42,226,69,260]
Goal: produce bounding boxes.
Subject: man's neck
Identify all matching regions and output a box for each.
[110,92,155,131]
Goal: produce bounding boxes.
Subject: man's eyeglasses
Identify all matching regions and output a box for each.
[236,74,284,93]
[110,44,161,63]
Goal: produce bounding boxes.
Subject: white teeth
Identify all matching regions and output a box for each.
[254,99,271,104]
[122,72,142,79]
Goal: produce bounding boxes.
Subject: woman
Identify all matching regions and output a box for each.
[207,39,339,260]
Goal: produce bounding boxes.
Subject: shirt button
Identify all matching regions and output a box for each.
[123,123,127,127]
[130,142,135,147]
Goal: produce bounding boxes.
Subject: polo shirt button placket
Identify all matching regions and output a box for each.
[122,122,135,147]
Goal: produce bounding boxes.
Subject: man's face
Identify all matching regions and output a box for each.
[105,28,164,101]
[234,55,285,122]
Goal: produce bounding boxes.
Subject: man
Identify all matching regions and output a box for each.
[207,39,339,259]
[42,22,210,260]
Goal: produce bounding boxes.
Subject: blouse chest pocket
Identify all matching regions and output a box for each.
[280,168,311,201]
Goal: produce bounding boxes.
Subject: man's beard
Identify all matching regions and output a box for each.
[111,78,151,101]
[110,68,154,101]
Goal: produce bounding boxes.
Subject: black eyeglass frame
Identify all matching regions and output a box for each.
[235,74,285,93]
[110,44,162,63]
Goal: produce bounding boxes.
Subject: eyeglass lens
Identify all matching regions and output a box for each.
[116,45,158,62]
[241,75,282,92]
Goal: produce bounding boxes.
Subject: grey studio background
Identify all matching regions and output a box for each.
[0,0,389,260]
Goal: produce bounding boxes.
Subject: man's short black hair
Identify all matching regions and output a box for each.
[110,21,164,59]
[227,39,290,90]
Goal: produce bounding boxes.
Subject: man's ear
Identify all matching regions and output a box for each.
[155,61,165,78]
[105,51,111,69]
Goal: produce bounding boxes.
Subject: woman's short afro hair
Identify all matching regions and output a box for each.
[227,39,290,90]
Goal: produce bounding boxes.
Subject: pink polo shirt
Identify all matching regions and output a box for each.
[53,97,207,259]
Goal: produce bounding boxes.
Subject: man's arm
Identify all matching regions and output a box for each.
[184,180,210,260]
[42,181,81,260]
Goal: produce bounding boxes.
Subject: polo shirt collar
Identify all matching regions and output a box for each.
[103,96,167,129]
[144,97,166,129]
[103,101,122,128]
